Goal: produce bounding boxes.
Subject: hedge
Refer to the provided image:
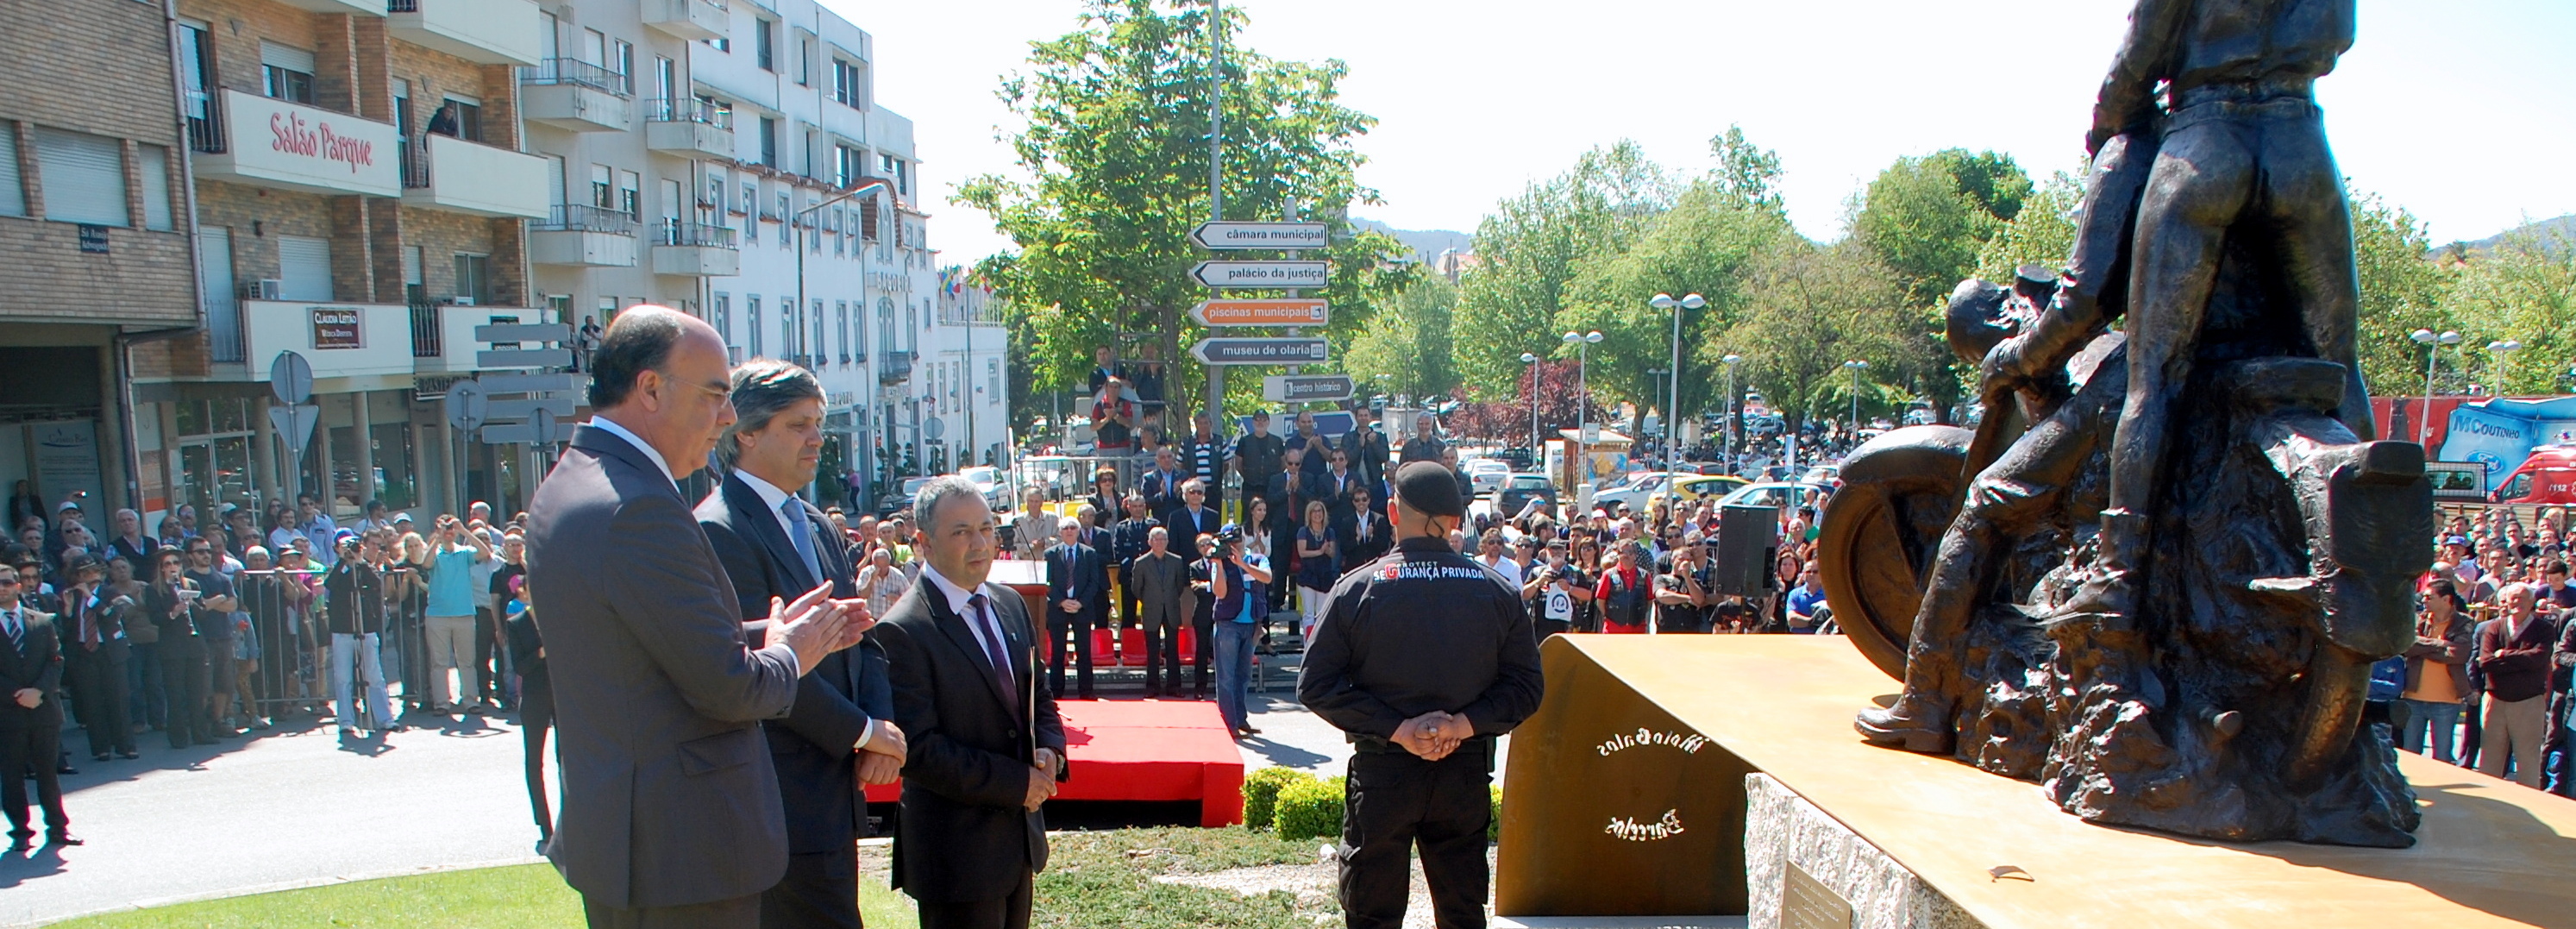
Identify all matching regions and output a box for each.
[1240,766,1314,831]
[1274,775,1346,843]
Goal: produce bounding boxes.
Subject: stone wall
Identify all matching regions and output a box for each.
[1743,775,1981,929]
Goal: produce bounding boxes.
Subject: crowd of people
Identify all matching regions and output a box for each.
[2378,505,2575,796]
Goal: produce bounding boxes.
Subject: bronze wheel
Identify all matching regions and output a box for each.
[1815,425,1972,681]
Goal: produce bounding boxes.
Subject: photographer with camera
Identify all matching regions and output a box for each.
[1521,538,1590,639]
[414,514,496,715]
[324,531,398,738]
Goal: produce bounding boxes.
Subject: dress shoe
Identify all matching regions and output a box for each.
[47,831,84,847]
[56,761,79,775]
[116,750,139,760]
[93,753,110,763]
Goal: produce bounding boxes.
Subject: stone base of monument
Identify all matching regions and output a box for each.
[1495,635,2576,928]
[1491,918,1746,928]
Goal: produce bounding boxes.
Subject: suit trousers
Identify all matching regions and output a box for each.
[761,842,862,929]
[520,681,555,835]
[424,614,480,707]
[475,607,500,707]
[913,868,1034,929]
[1117,565,1139,631]
[1192,604,1215,698]
[1046,606,1095,699]
[1339,744,1493,929]
[583,891,761,929]
[2479,693,2548,788]
[0,725,69,835]
[126,639,165,730]
[68,646,133,756]
[1142,612,1182,696]
[160,634,211,746]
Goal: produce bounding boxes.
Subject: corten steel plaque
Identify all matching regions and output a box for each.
[1781,861,1853,929]
[1495,635,1753,917]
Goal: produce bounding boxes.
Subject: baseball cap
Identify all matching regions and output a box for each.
[1390,461,1464,518]
[1217,524,1244,543]
[56,499,80,513]
[2442,535,2468,546]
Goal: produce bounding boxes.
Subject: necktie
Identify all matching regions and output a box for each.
[782,499,823,585]
[81,598,100,649]
[967,593,1018,707]
[3,608,20,651]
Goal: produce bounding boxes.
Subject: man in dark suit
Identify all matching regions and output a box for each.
[694,359,906,929]
[1341,407,1393,499]
[874,477,1069,929]
[1138,447,1188,518]
[1163,480,1224,555]
[1,559,74,848]
[1105,493,1158,631]
[526,307,867,929]
[1126,527,1193,698]
[1338,484,1395,568]
[1042,521,1105,700]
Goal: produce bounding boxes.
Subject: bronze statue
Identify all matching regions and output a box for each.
[1821,0,2432,847]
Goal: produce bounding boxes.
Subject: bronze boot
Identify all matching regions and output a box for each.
[1855,692,1956,755]
[2051,508,2149,621]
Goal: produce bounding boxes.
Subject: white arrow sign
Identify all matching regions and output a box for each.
[1190,222,1327,250]
[1190,260,1328,289]
[1191,337,1331,366]
[1263,375,1354,403]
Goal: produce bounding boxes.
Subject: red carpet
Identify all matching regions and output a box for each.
[862,699,1246,826]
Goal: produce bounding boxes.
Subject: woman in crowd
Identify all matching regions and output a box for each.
[1293,500,1338,637]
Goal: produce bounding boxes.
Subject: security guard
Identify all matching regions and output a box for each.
[1298,461,1544,929]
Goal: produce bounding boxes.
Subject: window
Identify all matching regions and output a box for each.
[433,97,485,143]
[711,293,732,354]
[746,297,763,356]
[580,28,605,66]
[755,18,775,72]
[879,153,909,197]
[137,144,174,230]
[796,34,814,85]
[612,39,634,83]
[832,60,866,109]
[834,144,863,188]
[590,164,614,210]
[277,235,331,302]
[34,128,128,227]
[538,11,560,61]
[856,194,880,242]
[260,41,316,104]
[617,170,641,219]
[179,23,214,150]
[454,253,493,305]
[759,116,779,166]
[0,122,22,217]
[655,56,676,104]
[781,305,795,357]
[836,301,849,361]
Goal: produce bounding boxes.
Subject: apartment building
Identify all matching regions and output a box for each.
[925,269,1009,474]
[0,0,196,524]
[132,0,555,524]
[528,0,963,506]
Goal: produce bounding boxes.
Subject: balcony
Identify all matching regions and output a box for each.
[650,222,740,277]
[411,301,534,374]
[190,90,401,198]
[878,349,913,385]
[644,97,734,158]
[240,300,416,382]
[521,59,632,132]
[530,204,640,267]
[273,0,383,14]
[388,0,543,67]
[402,134,549,218]
[642,0,728,41]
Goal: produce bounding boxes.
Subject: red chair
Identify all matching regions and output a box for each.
[1092,628,1119,666]
[1176,623,1198,665]
[1119,627,1149,668]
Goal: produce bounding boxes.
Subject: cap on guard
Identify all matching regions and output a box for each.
[1391,461,1465,519]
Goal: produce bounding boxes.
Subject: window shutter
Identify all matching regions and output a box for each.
[277,235,333,302]
[259,41,317,75]
[0,122,24,217]
[137,144,174,230]
[34,127,129,227]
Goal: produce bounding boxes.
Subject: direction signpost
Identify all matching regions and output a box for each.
[1189,221,1327,250]
[1189,260,1328,289]
[1262,374,1354,403]
[1189,298,1329,328]
[1191,337,1330,366]
[267,352,318,503]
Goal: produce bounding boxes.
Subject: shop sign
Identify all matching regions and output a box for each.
[310,307,365,349]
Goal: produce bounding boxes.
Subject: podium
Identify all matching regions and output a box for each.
[1495,635,2576,928]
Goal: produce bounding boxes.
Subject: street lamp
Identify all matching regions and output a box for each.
[1564,330,1603,492]
[1843,360,1870,436]
[1648,292,1706,506]
[1720,354,1743,474]
[1520,352,1541,453]
[2486,339,2523,395]
[2409,329,2460,448]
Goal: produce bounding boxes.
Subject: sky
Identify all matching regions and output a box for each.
[826,0,2576,267]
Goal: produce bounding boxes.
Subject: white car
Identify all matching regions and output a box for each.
[1465,458,1511,496]
[959,465,1009,510]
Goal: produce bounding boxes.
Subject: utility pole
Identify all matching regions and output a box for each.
[1203,0,1225,447]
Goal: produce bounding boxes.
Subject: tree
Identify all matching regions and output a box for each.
[1711,241,1908,436]
[1708,124,1785,217]
[1443,359,1585,445]
[2445,224,2576,396]
[1971,169,2084,284]
[1849,149,2034,422]
[960,0,1408,424]
[1554,180,1793,436]
[1451,142,1674,398]
[1343,274,1457,401]
[2347,191,2455,398]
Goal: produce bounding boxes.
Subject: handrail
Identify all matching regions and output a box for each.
[521,58,634,97]
[535,204,642,235]
[644,97,733,129]
[659,220,738,248]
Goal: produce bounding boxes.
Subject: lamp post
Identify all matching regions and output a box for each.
[1520,352,1541,453]
[2485,339,2523,395]
[1648,292,1706,507]
[2409,329,2460,448]
[1564,330,1602,490]
[1720,354,1743,474]
[1843,360,1870,443]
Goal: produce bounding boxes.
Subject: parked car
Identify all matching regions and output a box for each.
[1465,458,1512,496]
[1715,480,1832,514]
[960,465,1010,511]
[1496,474,1560,520]
[876,476,935,518]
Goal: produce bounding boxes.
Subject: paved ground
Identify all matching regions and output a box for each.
[0,653,1424,927]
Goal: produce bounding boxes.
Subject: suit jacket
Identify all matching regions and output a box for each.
[1139,468,1189,517]
[0,606,64,730]
[1044,542,1107,619]
[525,425,804,909]
[1163,505,1225,549]
[696,473,895,854]
[1342,427,1391,493]
[1127,551,1193,629]
[1317,468,1361,524]
[874,578,1067,903]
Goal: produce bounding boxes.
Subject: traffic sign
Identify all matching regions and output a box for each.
[1189,260,1328,289]
[266,403,320,455]
[475,373,587,394]
[485,397,576,420]
[1190,337,1330,366]
[473,323,573,343]
[1262,374,1354,403]
[268,351,314,405]
[924,417,947,441]
[478,348,575,369]
[446,380,489,432]
[1190,222,1327,250]
[1189,298,1329,328]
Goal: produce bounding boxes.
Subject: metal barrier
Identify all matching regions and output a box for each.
[231,568,326,718]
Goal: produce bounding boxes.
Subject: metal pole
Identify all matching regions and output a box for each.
[1530,364,1539,453]
[1203,0,1225,445]
[1724,363,1736,472]
[1668,304,1681,508]
[2418,345,2437,449]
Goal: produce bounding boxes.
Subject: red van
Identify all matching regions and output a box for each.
[2492,445,2576,505]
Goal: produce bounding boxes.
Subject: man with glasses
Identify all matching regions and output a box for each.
[0,560,78,849]
[323,532,398,738]
[180,538,241,739]
[1163,480,1222,557]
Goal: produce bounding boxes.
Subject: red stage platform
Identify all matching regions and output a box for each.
[862,699,1246,827]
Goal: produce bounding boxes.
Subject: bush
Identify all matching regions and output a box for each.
[1274,776,1346,843]
[1241,766,1315,831]
[1489,784,1503,840]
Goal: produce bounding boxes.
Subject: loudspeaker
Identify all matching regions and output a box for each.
[1711,504,1779,597]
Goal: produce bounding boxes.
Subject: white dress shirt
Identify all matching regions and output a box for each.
[919,562,1006,670]
[732,471,809,556]
[586,415,675,488]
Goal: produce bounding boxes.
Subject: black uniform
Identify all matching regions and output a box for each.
[1296,536,1544,929]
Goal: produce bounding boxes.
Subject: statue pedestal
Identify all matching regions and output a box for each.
[1496,635,2576,927]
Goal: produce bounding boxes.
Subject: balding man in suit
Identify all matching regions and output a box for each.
[527,307,868,929]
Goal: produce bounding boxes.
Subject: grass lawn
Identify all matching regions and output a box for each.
[49,828,1322,929]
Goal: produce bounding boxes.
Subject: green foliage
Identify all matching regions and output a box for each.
[2443,224,2576,396]
[2348,191,2457,397]
[1849,149,2034,421]
[1239,765,1315,831]
[1711,241,1908,433]
[960,0,1409,421]
[1489,784,1504,841]
[1708,124,1786,217]
[1555,180,1793,430]
[1972,169,2084,285]
[1344,274,1459,401]
[1273,775,1347,842]
[1452,141,1675,398]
